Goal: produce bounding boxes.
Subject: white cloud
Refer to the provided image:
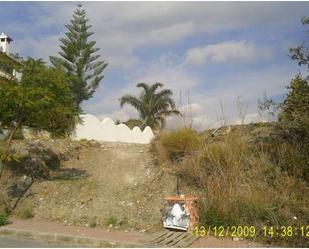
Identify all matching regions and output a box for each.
[132,53,200,94]
[234,113,268,125]
[97,105,139,122]
[3,2,305,132]
[10,2,307,68]
[185,40,273,65]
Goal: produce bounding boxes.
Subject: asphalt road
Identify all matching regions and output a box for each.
[0,237,78,248]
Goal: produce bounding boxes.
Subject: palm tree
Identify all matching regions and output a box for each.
[119,82,181,129]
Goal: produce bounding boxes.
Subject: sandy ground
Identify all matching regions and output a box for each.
[17,142,183,231]
[5,140,266,247]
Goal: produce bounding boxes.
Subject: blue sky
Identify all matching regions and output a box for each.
[1,1,308,130]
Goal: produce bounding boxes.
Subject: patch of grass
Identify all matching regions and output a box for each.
[52,174,83,182]
[88,216,97,228]
[118,217,128,226]
[105,216,117,226]
[15,206,34,219]
[78,139,100,147]
[12,128,24,140]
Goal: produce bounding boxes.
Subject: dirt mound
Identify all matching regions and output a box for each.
[16,141,190,232]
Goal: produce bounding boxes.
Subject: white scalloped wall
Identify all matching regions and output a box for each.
[73,114,154,144]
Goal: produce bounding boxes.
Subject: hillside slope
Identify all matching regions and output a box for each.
[15,141,192,232]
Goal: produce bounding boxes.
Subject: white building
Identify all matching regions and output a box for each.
[0,32,12,55]
[0,32,21,80]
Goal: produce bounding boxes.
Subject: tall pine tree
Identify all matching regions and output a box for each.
[50,3,107,105]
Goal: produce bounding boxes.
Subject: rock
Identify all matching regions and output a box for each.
[233,237,240,241]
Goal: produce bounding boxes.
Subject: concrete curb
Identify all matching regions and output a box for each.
[0,227,147,247]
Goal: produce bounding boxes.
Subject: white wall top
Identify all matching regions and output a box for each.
[73,114,154,144]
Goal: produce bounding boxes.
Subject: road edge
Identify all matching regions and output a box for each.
[0,227,147,248]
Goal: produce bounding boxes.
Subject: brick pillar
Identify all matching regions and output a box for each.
[163,196,199,231]
[184,198,199,230]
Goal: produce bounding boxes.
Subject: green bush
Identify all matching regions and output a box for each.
[0,213,8,226]
[276,76,309,181]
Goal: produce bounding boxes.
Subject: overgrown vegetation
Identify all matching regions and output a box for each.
[152,128,308,246]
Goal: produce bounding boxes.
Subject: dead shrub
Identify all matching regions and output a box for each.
[15,203,34,219]
[152,128,201,164]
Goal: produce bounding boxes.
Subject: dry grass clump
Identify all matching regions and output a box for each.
[15,203,34,219]
[0,190,11,216]
[152,128,308,246]
[152,128,201,164]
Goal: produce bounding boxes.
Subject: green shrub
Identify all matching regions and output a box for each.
[0,213,8,226]
[106,216,117,226]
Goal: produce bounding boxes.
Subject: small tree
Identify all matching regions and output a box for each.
[278,75,309,143]
[119,83,181,129]
[50,3,108,105]
[0,58,79,178]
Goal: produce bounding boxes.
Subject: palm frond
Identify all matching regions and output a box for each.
[119,82,179,129]
[119,95,143,113]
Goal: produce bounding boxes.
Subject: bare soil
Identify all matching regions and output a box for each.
[16,141,194,232]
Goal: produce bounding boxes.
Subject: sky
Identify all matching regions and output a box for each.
[1,1,308,130]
